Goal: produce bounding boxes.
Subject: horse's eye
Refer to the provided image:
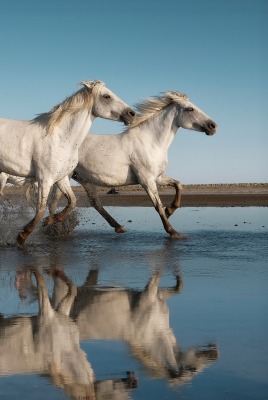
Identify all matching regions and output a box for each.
[186,107,194,112]
[103,94,111,100]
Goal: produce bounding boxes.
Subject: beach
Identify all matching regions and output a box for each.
[3,183,268,208]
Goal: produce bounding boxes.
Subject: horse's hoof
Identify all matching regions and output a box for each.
[175,274,184,291]
[42,216,56,226]
[42,217,49,227]
[170,232,188,239]
[115,226,126,233]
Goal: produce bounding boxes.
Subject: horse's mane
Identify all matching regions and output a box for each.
[128,91,189,129]
[33,81,104,134]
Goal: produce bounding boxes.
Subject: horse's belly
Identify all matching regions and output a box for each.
[76,163,137,187]
[0,156,33,177]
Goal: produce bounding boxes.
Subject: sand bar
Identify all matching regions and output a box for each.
[2,183,268,208]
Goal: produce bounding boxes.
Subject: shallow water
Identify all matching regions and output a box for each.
[0,207,267,399]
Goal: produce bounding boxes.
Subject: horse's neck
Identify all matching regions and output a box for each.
[57,110,94,148]
[143,105,178,150]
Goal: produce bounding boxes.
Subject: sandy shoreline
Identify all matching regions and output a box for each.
[2,183,268,207]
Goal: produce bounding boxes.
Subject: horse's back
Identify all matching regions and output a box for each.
[0,117,29,131]
[0,118,41,146]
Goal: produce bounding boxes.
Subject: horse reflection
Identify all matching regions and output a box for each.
[67,268,218,384]
[0,269,137,400]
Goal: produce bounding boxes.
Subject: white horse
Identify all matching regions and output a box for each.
[50,91,217,238]
[0,81,135,245]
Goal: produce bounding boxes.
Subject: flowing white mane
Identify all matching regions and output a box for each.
[129,91,189,128]
[33,81,104,134]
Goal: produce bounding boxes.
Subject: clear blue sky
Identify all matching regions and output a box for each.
[0,0,267,184]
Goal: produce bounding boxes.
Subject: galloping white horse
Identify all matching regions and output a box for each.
[0,81,135,244]
[50,91,217,238]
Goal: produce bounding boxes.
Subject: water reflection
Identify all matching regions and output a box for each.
[71,268,218,384]
[0,268,137,400]
[0,262,219,398]
[1,207,267,399]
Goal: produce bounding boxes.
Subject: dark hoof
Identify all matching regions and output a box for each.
[42,217,50,227]
[115,226,126,233]
[170,232,188,239]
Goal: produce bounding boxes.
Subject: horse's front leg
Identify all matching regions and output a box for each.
[144,272,161,300]
[25,182,38,210]
[157,175,183,218]
[47,268,77,316]
[32,270,55,318]
[137,175,186,239]
[43,176,76,226]
[17,181,51,245]
[75,175,126,233]
[44,185,63,225]
[157,273,184,300]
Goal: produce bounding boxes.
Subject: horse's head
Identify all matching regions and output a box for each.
[173,345,219,384]
[81,80,136,125]
[167,92,217,136]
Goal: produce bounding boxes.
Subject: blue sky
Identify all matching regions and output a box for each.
[0,0,267,183]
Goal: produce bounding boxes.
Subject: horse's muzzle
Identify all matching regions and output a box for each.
[121,108,136,125]
[204,120,217,136]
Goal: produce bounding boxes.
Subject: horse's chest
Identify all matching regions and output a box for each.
[37,145,78,174]
[147,149,168,172]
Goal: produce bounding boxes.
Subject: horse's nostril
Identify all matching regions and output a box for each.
[209,122,216,129]
[128,110,135,117]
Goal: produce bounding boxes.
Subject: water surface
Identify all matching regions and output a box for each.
[0,207,267,399]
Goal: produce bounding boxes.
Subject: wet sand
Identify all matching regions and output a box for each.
[3,183,268,207]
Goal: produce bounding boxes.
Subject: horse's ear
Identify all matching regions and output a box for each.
[164,91,177,103]
[80,80,105,92]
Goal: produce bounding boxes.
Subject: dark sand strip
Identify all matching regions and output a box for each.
[3,184,268,208]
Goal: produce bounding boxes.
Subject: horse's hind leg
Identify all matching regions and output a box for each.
[0,173,9,201]
[17,182,51,245]
[75,176,126,233]
[43,176,76,225]
[157,175,183,218]
[52,186,63,214]
[32,270,55,318]
[0,173,8,195]
[48,268,77,316]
